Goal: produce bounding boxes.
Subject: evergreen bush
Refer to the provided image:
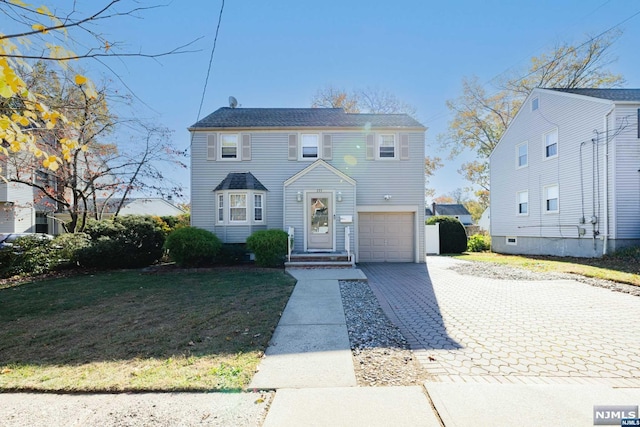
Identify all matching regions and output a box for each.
[426,216,468,254]
[164,226,222,267]
[246,229,288,267]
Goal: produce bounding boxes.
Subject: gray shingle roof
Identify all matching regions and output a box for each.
[548,88,640,102]
[434,204,471,216]
[191,107,425,129]
[214,172,268,191]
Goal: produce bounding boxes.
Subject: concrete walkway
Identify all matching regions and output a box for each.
[254,268,441,427]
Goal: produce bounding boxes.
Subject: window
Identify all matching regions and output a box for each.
[517,191,528,215]
[254,194,263,222]
[220,134,238,159]
[218,194,224,222]
[378,134,396,159]
[531,97,539,111]
[545,185,559,213]
[229,194,247,221]
[544,129,558,159]
[516,142,528,168]
[300,134,318,159]
[506,237,517,246]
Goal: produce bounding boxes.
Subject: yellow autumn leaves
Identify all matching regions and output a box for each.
[1,2,92,173]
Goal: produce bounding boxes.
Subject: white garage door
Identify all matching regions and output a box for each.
[358,212,414,262]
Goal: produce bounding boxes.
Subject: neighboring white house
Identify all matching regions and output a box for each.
[93,198,185,217]
[490,88,640,257]
[426,203,473,226]
[478,208,490,233]
[189,107,427,263]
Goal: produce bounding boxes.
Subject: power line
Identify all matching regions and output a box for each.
[195,0,225,124]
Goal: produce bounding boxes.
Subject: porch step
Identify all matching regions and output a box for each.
[285,251,354,269]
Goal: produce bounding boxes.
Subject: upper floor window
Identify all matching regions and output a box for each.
[378,134,396,159]
[544,129,558,159]
[220,134,238,160]
[300,134,319,160]
[544,185,559,213]
[531,97,539,111]
[517,191,528,215]
[516,142,528,168]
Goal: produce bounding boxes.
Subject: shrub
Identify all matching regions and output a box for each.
[79,216,166,269]
[467,234,491,252]
[53,233,91,267]
[246,229,288,268]
[0,235,56,277]
[164,226,222,267]
[426,216,467,254]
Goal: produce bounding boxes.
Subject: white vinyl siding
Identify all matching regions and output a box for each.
[517,191,528,215]
[544,185,559,213]
[220,134,239,160]
[516,142,528,168]
[544,129,558,159]
[300,134,319,160]
[378,134,396,159]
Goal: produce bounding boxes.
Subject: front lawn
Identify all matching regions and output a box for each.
[0,269,295,392]
[453,252,640,286]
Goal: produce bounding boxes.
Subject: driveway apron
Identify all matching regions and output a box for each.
[360,258,640,386]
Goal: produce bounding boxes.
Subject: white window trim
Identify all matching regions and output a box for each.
[299,133,319,161]
[229,192,248,223]
[219,134,240,161]
[377,134,397,160]
[217,194,224,224]
[543,129,558,160]
[544,184,559,214]
[517,190,529,216]
[216,190,266,225]
[253,193,264,223]
[516,141,528,169]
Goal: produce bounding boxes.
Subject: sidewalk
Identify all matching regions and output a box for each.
[254,266,640,427]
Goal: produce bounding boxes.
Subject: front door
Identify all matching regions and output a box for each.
[307,192,333,250]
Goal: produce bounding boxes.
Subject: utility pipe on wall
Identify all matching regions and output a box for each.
[602,106,614,256]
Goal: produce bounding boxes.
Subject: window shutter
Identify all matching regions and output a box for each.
[322,134,332,160]
[241,134,251,161]
[400,134,410,160]
[207,134,217,160]
[288,134,298,160]
[366,133,375,160]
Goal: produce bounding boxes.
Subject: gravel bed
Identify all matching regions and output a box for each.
[339,280,432,387]
[449,261,640,296]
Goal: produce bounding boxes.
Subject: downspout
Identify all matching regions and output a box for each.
[602,105,614,256]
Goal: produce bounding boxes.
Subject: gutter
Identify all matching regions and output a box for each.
[602,105,614,256]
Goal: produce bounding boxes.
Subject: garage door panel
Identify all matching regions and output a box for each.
[359,212,414,262]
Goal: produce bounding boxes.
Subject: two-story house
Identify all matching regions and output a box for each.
[490,88,640,257]
[189,107,426,263]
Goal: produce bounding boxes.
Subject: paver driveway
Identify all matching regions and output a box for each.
[360,257,640,386]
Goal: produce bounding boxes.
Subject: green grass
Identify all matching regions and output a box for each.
[0,268,295,392]
[453,251,640,286]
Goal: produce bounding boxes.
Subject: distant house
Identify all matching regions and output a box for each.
[478,208,490,233]
[426,203,473,226]
[189,107,427,263]
[490,88,640,257]
[93,198,185,218]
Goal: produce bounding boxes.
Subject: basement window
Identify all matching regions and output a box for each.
[506,236,517,246]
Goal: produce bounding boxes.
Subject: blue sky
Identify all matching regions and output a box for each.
[28,0,640,202]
